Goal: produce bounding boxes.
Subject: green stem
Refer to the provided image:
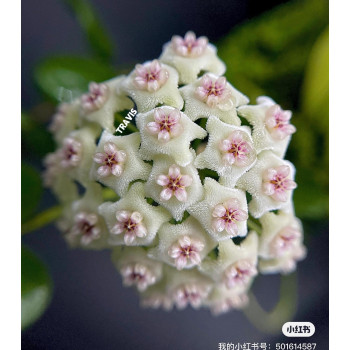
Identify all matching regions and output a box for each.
[243,273,298,334]
[247,218,262,235]
[22,205,62,235]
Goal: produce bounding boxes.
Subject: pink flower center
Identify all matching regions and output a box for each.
[171,31,208,57]
[134,60,168,92]
[81,82,109,112]
[60,137,81,168]
[262,165,297,202]
[271,226,301,257]
[265,105,296,140]
[224,261,257,289]
[121,263,156,291]
[70,212,100,245]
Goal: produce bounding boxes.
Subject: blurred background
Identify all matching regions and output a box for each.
[21,0,329,349]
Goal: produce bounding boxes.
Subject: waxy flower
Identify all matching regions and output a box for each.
[188,178,248,241]
[195,116,256,187]
[160,32,225,84]
[137,107,207,166]
[90,131,151,196]
[236,151,297,218]
[200,232,258,290]
[59,137,82,168]
[145,156,203,221]
[122,61,183,113]
[99,182,171,246]
[238,96,296,158]
[148,216,215,270]
[205,287,249,315]
[80,77,133,133]
[134,59,169,92]
[62,183,108,250]
[171,31,208,58]
[180,74,249,125]
[112,248,162,292]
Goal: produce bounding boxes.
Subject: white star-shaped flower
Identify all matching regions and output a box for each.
[111,247,163,292]
[90,131,151,196]
[122,60,183,113]
[144,156,204,221]
[200,232,258,291]
[187,178,248,241]
[194,116,257,187]
[180,73,249,125]
[159,31,226,84]
[60,183,109,250]
[80,77,133,133]
[136,106,207,166]
[147,216,216,270]
[237,96,296,158]
[99,182,171,246]
[236,151,297,218]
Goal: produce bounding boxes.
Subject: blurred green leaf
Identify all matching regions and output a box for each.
[21,163,43,223]
[34,56,117,102]
[64,0,114,61]
[22,246,52,330]
[301,28,329,133]
[21,112,55,158]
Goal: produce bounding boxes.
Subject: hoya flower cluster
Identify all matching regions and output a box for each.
[44,32,306,315]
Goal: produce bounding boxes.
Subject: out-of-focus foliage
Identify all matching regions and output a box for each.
[34,56,117,103]
[64,0,115,62]
[21,246,52,330]
[21,162,43,222]
[218,0,329,220]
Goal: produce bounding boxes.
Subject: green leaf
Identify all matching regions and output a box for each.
[34,56,117,102]
[64,0,114,61]
[301,28,329,133]
[21,163,43,223]
[21,112,55,158]
[22,246,52,330]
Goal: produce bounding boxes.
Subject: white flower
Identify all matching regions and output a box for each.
[99,182,171,246]
[148,216,216,270]
[236,151,297,218]
[122,60,183,113]
[188,178,248,241]
[205,286,249,315]
[160,31,226,84]
[80,77,133,133]
[144,156,204,221]
[200,232,258,290]
[136,106,207,166]
[48,101,80,143]
[180,73,249,124]
[112,247,163,292]
[237,96,296,158]
[194,116,257,187]
[62,183,109,250]
[90,131,151,196]
[166,268,213,309]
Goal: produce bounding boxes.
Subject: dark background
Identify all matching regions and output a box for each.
[22,0,329,349]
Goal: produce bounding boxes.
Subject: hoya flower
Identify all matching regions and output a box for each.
[148,216,216,270]
[166,269,213,309]
[238,96,296,158]
[194,116,256,187]
[258,211,305,260]
[188,178,248,241]
[136,106,207,166]
[145,156,203,221]
[57,125,99,187]
[90,131,151,196]
[200,232,258,290]
[236,151,297,218]
[80,77,133,133]
[180,73,249,125]
[112,247,162,292]
[61,183,109,250]
[122,60,183,113]
[205,286,249,316]
[160,32,226,85]
[171,31,208,58]
[99,182,171,246]
[140,282,174,311]
[48,102,80,143]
